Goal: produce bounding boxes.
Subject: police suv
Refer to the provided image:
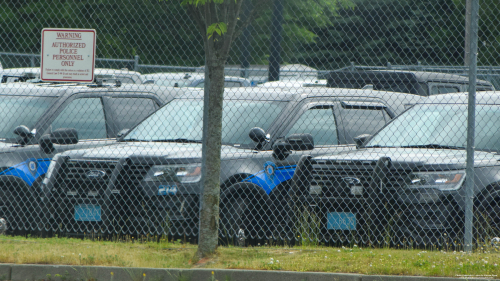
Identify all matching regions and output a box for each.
[0,82,184,232]
[41,87,421,238]
[290,91,500,246]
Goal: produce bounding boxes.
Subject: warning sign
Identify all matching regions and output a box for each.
[41,28,96,82]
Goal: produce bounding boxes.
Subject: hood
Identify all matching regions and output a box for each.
[0,141,20,150]
[59,141,254,161]
[314,148,500,169]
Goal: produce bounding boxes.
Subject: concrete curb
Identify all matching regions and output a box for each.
[0,263,498,281]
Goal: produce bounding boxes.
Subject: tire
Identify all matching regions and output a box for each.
[220,182,271,242]
[0,182,36,234]
[478,196,500,238]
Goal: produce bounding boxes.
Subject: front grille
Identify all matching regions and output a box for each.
[55,160,117,197]
[115,163,150,190]
[310,160,411,197]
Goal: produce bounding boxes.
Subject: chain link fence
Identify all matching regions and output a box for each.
[0,0,499,251]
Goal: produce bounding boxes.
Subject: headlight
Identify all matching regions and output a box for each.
[407,171,465,191]
[143,164,202,183]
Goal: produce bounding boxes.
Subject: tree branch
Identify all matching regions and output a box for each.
[186,4,207,46]
[221,0,244,55]
[232,0,271,40]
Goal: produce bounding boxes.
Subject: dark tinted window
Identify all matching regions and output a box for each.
[340,107,390,143]
[224,81,242,87]
[287,106,338,145]
[431,85,460,95]
[114,77,136,84]
[50,98,106,139]
[108,98,158,130]
[477,87,493,91]
[374,82,417,94]
[193,81,242,88]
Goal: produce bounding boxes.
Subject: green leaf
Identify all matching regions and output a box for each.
[206,22,227,39]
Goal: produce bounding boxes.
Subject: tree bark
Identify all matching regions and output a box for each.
[196,56,225,258]
[186,0,246,259]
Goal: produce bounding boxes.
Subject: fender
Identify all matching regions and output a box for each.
[242,161,296,195]
[0,175,32,191]
[475,187,500,213]
[221,181,270,202]
[0,158,51,187]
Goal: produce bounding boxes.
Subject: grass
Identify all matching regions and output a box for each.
[1,236,500,278]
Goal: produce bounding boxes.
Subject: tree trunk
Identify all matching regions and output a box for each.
[196,56,226,259]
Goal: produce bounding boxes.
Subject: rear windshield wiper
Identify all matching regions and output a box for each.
[152,138,202,143]
[400,144,465,150]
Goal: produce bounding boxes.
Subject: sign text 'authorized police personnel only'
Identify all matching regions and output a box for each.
[41,28,96,82]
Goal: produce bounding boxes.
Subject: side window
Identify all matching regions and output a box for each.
[287,106,338,146]
[50,98,107,139]
[114,77,136,84]
[430,85,460,95]
[477,87,493,91]
[107,98,158,130]
[340,107,390,143]
[224,81,242,88]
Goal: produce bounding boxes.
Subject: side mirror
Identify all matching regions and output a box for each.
[354,134,372,148]
[13,125,34,145]
[286,134,314,151]
[249,127,267,143]
[51,128,78,144]
[13,125,32,138]
[272,141,292,161]
[39,128,79,154]
[116,129,129,140]
[40,134,54,154]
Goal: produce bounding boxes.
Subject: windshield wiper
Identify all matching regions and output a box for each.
[400,144,465,150]
[363,145,389,148]
[121,138,145,142]
[152,138,202,143]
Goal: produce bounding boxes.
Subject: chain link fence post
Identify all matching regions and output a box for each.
[464,0,480,253]
[134,55,140,72]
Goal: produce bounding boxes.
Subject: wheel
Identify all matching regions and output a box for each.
[0,183,36,235]
[220,182,271,243]
[269,182,295,240]
[478,197,500,237]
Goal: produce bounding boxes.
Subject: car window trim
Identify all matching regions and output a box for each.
[274,98,341,147]
[102,93,162,137]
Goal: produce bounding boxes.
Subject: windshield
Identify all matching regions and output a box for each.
[367,104,500,152]
[0,96,56,140]
[124,99,286,146]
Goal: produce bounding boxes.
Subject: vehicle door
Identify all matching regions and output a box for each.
[0,94,114,189]
[235,98,343,195]
[252,99,344,173]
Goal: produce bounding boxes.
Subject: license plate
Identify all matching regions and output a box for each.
[74,204,101,222]
[327,212,356,230]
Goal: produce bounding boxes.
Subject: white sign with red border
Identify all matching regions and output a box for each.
[41,28,96,82]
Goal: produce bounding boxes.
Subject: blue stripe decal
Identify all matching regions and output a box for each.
[242,164,297,194]
[0,158,51,186]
